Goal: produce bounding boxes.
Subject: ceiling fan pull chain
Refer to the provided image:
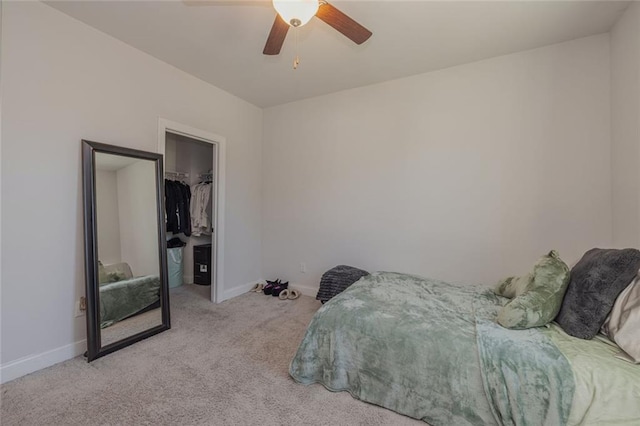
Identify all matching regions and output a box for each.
[293,27,300,70]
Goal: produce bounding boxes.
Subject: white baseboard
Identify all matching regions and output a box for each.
[220,280,261,302]
[220,280,317,302]
[290,284,318,298]
[1,339,86,384]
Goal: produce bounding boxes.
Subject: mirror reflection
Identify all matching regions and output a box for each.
[94,152,162,347]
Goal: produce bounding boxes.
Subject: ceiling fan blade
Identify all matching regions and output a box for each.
[316,2,372,45]
[263,15,289,55]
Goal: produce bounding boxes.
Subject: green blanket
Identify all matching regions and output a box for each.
[290,272,576,426]
[99,275,160,328]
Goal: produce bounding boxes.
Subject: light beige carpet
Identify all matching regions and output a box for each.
[1,285,422,425]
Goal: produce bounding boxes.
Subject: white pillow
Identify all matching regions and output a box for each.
[601,271,640,363]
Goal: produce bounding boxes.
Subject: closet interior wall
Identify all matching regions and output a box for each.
[165,132,215,294]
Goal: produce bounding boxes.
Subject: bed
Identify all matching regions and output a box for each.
[289,272,640,426]
[99,262,161,328]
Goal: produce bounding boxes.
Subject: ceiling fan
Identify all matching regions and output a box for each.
[264,0,372,55]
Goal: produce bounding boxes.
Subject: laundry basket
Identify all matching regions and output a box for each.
[167,247,184,288]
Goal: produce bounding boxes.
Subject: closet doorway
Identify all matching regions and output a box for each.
[157,119,226,303]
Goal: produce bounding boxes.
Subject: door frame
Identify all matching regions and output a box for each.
[157,118,226,303]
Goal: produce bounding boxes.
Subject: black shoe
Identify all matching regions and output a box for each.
[272,281,289,297]
[263,279,280,295]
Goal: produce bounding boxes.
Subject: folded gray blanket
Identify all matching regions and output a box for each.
[556,248,640,339]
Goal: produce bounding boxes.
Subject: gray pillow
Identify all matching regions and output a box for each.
[556,248,640,339]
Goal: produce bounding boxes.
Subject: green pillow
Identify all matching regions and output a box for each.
[495,250,570,329]
[495,273,534,299]
[98,261,109,284]
[106,272,126,283]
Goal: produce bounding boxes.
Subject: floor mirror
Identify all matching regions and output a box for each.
[82,140,170,361]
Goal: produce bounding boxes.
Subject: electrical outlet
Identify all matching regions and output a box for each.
[75,297,86,317]
[300,262,307,273]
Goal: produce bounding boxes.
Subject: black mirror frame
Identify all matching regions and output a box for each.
[82,140,171,362]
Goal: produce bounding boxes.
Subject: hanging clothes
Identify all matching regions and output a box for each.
[190,182,211,237]
[165,179,191,236]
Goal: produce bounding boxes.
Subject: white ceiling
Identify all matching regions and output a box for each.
[47,0,630,108]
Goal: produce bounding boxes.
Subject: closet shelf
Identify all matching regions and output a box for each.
[165,171,190,181]
[198,172,213,182]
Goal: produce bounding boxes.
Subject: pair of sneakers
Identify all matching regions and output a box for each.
[264,279,288,297]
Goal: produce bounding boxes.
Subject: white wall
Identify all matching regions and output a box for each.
[263,34,612,292]
[0,1,262,380]
[0,1,4,377]
[611,2,640,249]
[117,160,160,277]
[165,133,178,173]
[95,169,122,265]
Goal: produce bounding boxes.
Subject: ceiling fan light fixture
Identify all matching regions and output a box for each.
[272,0,319,27]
